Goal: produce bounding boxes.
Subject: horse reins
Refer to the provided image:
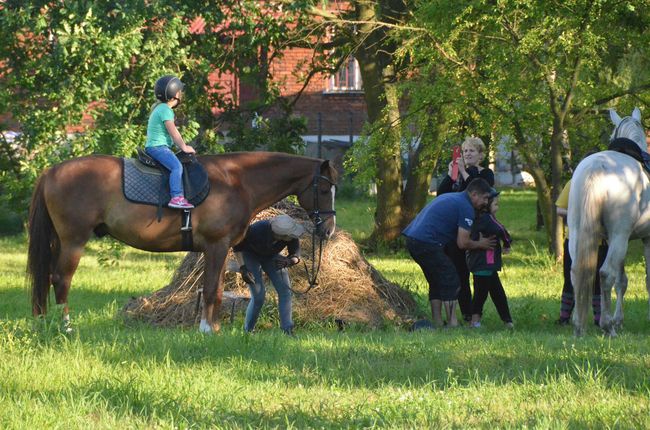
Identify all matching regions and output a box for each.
[291,168,336,295]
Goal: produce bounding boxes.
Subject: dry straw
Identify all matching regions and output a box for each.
[121,200,418,328]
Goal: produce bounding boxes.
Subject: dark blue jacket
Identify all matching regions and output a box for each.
[233,220,300,257]
[466,213,511,273]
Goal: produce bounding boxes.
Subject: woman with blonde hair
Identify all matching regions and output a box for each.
[437,137,494,194]
[436,136,495,324]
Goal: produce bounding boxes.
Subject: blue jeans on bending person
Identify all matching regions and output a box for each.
[145,145,184,197]
[242,251,294,333]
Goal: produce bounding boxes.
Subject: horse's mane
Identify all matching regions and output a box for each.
[202,151,339,183]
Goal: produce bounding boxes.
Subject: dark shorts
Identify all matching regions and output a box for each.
[405,237,460,301]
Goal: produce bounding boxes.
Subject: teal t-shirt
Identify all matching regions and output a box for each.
[145,103,175,148]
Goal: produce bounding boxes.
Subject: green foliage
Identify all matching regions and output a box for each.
[0,1,192,207]
[344,123,379,188]
[95,237,125,268]
[220,108,307,154]
[0,1,318,215]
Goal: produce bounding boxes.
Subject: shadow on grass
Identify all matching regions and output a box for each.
[0,380,421,428]
[8,292,648,395]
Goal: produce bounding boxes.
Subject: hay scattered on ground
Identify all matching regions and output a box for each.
[121,200,418,328]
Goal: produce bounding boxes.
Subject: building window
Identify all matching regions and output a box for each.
[327,57,363,93]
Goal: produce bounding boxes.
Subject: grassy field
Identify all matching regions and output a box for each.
[1,190,649,429]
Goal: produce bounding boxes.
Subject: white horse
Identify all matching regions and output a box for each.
[568,107,649,336]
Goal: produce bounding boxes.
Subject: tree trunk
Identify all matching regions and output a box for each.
[549,118,566,259]
[365,64,403,243]
[511,121,554,246]
[354,0,406,244]
[401,107,445,227]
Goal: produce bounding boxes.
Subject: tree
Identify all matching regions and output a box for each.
[0,1,194,208]
[0,1,313,212]
[309,0,446,244]
[406,0,650,256]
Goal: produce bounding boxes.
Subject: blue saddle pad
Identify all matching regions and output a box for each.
[122,158,210,207]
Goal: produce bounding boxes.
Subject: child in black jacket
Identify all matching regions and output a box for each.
[466,189,513,328]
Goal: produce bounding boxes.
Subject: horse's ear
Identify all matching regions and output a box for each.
[609,109,622,126]
[320,160,330,173]
[320,160,338,182]
[632,107,642,121]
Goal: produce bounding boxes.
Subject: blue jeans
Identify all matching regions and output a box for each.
[242,252,294,333]
[145,145,184,197]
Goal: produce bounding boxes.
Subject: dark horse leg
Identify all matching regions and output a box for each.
[199,240,229,333]
[28,173,92,326]
[51,239,87,330]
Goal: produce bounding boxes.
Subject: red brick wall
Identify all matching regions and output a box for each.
[267,47,367,136]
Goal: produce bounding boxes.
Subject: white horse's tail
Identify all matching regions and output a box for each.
[569,169,605,334]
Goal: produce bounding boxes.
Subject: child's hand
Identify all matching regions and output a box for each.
[182,146,196,154]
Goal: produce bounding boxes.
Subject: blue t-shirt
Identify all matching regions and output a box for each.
[145,103,175,148]
[402,192,475,246]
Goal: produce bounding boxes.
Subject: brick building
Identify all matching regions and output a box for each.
[208,42,368,170]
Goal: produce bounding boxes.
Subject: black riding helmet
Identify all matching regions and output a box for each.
[154,75,184,102]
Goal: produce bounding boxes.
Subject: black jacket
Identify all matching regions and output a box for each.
[233,220,300,257]
[437,166,495,195]
[466,212,511,273]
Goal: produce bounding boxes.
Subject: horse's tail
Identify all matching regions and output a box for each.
[27,172,57,315]
[569,169,604,333]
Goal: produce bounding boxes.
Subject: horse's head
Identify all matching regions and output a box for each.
[610,107,647,153]
[297,160,338,239]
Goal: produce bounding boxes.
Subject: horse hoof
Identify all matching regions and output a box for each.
[198,319,221,334]
[601,324,617,337]
[199,319,213,333]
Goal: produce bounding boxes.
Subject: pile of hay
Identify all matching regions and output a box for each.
[121,200,418,328]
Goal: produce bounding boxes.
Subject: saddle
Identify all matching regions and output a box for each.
[122,149,210,210]
[608,137,650,174]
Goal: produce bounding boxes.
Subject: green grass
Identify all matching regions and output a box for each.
[1,190,650,429]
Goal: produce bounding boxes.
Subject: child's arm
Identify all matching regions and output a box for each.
[501,224,513,253]
[489,214,512,252]
[164,121,195,154]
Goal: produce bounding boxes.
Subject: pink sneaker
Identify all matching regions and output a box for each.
[168,196,194,209]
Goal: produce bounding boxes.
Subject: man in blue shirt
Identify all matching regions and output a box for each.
[403,178,496,327]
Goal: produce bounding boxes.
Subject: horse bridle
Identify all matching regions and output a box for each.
[292,169,337,294]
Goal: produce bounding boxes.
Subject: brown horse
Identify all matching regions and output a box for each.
[27,152,337,333]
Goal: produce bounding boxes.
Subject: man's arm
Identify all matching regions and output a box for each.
[234,251,254,284]
[457,227,496,250]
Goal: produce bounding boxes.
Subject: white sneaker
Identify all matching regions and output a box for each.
[504,322,514,329]
[471,321,481,328]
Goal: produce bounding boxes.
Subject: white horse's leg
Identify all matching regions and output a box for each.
[643,239,650,322]
[612,268,627,330]
[599,236,628,336]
